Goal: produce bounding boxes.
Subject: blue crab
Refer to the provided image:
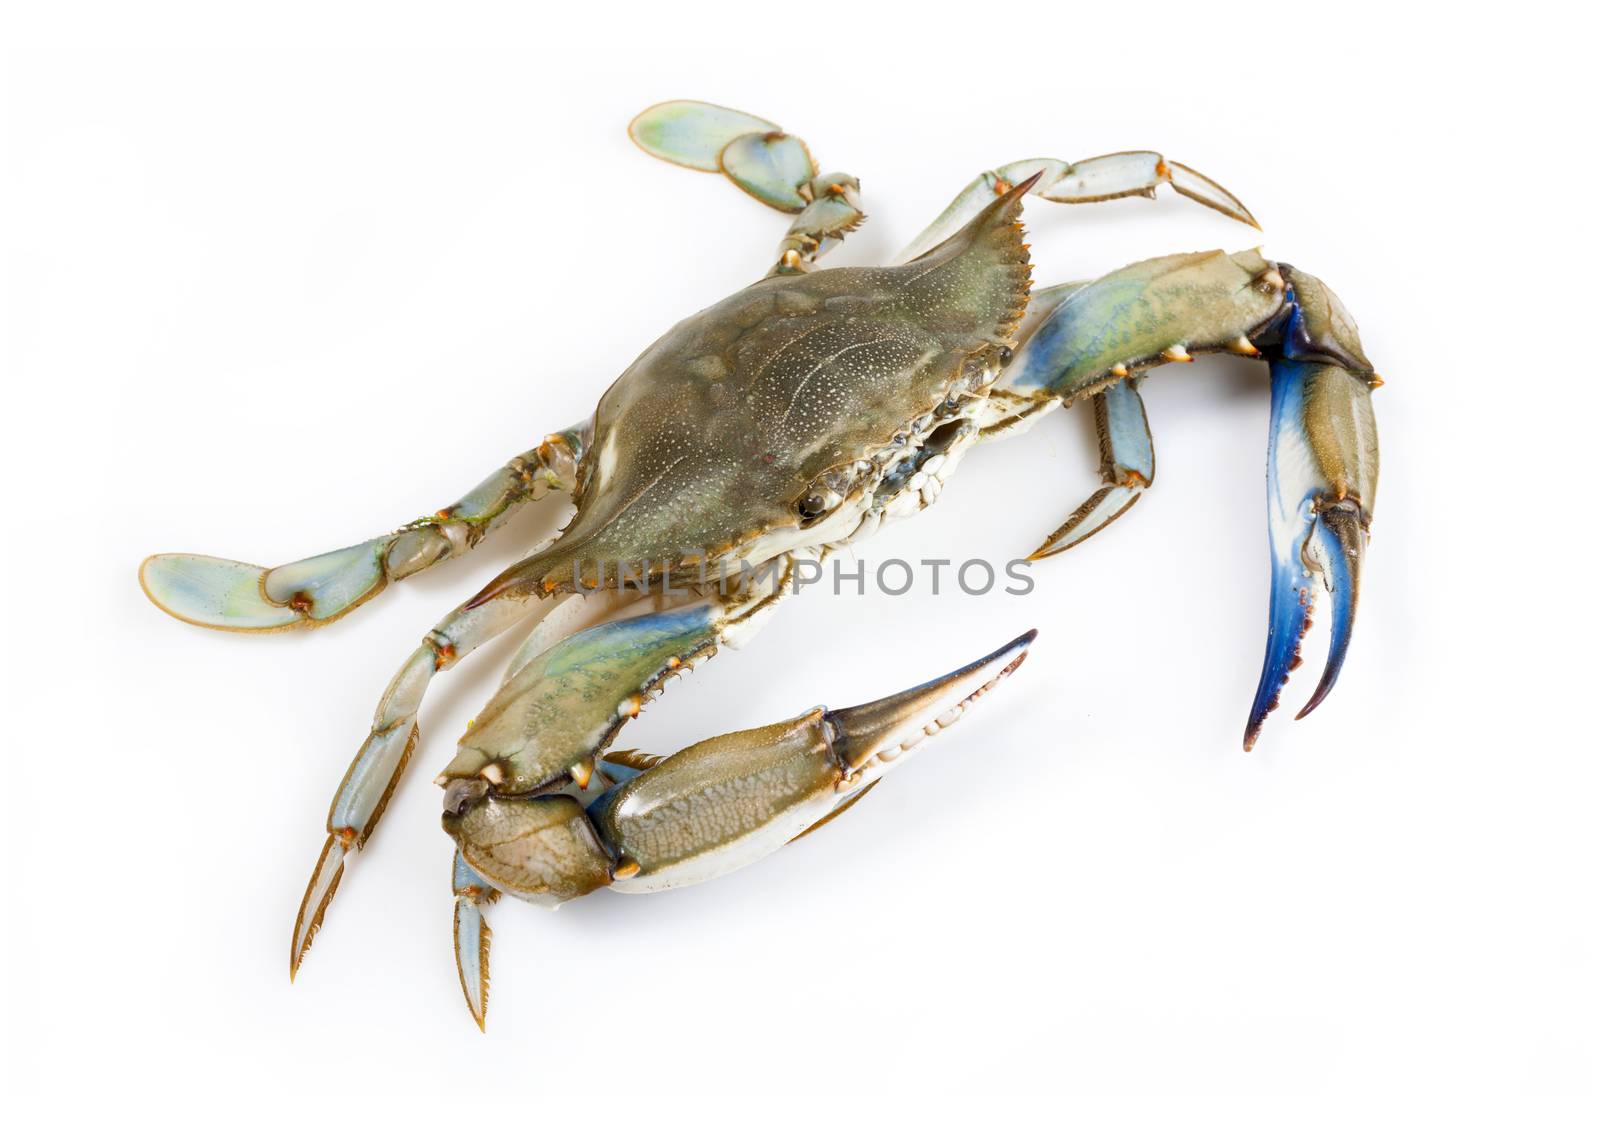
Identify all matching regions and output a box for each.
[140,100,1381,1028]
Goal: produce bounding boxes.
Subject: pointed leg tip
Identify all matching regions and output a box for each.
[289,926,316,983]
[457,953,490,1032]
[289,907,323,979]
[289,922,318,982]
[461,971,488,1031]
[1030,485,1143,562]
[290,836,347,982]
[1026,532,1081,562]
[453,863,496,1033]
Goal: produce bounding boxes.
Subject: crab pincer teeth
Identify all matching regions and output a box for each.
[1296,502,1365,722]
[1243,500,1367,749]
[827,629,1036,775]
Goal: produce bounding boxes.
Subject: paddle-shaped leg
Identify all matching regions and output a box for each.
[142,427,584,632]
[627,100,865,275]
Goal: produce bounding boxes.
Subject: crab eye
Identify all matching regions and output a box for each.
[998,345,1013,366]
[798,492,829,519]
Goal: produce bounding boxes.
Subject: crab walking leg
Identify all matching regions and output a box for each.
[451,852,500,1030]
[434,584,783,1024]
[1029,377,1156,557]
[770,174,864,274]
[996,253,1380,743]
[1002,251,1289,554]
[441,628,1035,1026]
[290,588,556,977]
[897,153,1259,263]
[141,427,584,633]
[449,761,664,1032]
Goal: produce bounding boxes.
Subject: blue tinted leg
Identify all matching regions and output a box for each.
[290,590,553,978]
[1029,377,1156,559]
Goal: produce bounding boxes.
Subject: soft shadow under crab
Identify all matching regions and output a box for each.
[141,99,1381,1027]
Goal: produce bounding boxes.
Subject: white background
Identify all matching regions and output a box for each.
[3,2,1594,1139]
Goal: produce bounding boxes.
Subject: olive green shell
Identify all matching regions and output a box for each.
[480,183,1033,599]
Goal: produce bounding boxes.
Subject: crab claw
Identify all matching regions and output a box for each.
[1244,283,1380,750]
[826,628,1037,777]
[438,628,1035,1024]
[591,630,1036,895]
